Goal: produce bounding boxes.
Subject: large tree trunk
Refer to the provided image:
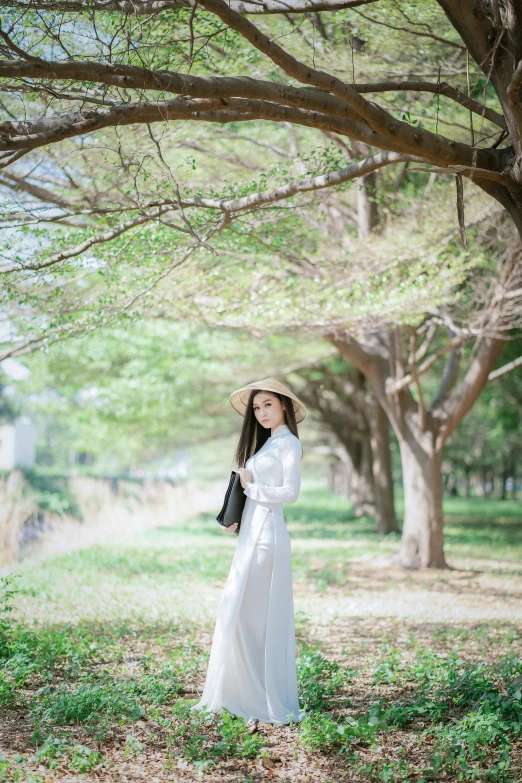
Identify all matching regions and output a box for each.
[398,437,446,569]
[367,396,398,533]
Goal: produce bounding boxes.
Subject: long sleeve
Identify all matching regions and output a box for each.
[243,437,302,504]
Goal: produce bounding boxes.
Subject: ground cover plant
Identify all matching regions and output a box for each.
[0,485,520,781]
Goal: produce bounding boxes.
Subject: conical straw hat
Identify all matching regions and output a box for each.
[229,377,306,423]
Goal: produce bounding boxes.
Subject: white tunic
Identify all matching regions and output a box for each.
[191,423,304,725]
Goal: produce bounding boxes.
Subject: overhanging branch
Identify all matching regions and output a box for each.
[0,0,381,14]
[0,151,428,273]
[355,80,505,130]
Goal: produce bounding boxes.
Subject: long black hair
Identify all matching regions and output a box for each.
[233,389,301,469]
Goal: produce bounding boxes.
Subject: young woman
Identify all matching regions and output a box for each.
[191,377,306,726]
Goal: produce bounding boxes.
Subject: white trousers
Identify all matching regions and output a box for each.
[220,511,276,722]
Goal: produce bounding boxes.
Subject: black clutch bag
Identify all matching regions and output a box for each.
[216,470,246,536]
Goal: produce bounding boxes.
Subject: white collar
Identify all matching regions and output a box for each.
[271,423,291,439]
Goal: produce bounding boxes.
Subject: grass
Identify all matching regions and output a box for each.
[0,484,521,781]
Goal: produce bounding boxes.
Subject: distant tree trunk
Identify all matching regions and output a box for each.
[464,467,472,498]
[294,363,397,528]
[350,437,375,516]
[367,396,398,533]
[357,172,379,240]
[328,455,349,495]
[501,460,509,500]
[480,468,491,498]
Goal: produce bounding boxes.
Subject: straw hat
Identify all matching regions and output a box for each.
[229,377,307,423]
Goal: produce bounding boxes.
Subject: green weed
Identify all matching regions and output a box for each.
[162,700,266,770]
[299,709,381,754]
[30,679,146,735]
[29,652,200,736]
[34,734,103,773]
[123,732,146,759]
[423,708,515,781]
[296,644,349,711]
[356,756,412,783]
[0,755,44,783]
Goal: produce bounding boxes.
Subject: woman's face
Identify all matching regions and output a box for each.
[252,391,286,431]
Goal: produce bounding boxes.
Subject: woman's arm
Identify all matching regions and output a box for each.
[242,438,302,504]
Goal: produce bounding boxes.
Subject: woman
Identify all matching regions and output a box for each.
[191,377,306,726]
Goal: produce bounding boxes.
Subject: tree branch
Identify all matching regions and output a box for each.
[430,339,461,409]
[390,335,465,393]
[0,96,374,157]
[0,0,382,14]
[187,152,427,211]
[354,80,506,130]
[0,152,428,273]
[488,353,522,381]
[0,59,368,122]
[0,171,80,208]
[408,327,427,431]
[0,207,177,274]
[354,7,465,50]
[195,0,507,176]
[438,336,504,447]
[436,0,494,73]
[0,57,508,180]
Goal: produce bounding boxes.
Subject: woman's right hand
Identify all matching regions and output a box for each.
[220,522,238,534]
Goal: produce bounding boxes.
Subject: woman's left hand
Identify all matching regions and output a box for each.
[238,468,253,488]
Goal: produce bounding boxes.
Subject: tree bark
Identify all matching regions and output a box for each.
[350,437,375,516]
[398,438,446,569]
[357,172,379,240]
[367,396,398,533]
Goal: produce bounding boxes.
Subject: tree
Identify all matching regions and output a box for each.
[291,357,398,533]
[17,320,331,468]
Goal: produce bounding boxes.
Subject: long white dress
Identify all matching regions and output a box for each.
[191,423,304,725]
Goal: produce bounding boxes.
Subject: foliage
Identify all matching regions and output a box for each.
[20,469,83,520]
[0,576,19,661]
[34,735,103,773]
[30,679,147,736]
[296,643,348,711]
[17,322,328,469]
[300,708,381,754]
[161,700,266,770]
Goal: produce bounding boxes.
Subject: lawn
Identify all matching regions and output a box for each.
[0,485,521,782]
